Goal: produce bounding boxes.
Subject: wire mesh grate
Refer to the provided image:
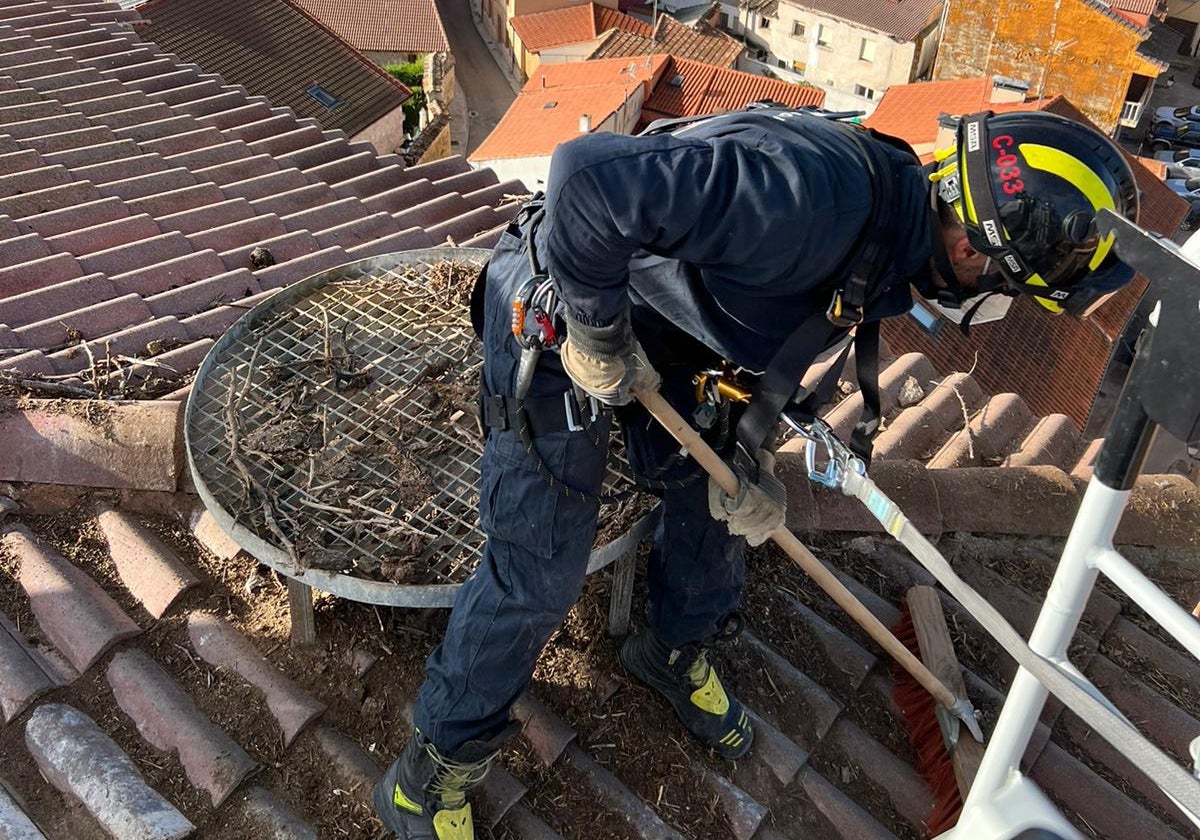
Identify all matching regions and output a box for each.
[186,249,654,606]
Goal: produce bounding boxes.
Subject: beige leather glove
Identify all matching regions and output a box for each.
[560,312,661,406]
[708,450,786,547]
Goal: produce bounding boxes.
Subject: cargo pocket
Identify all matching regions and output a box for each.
[478,428,606,561]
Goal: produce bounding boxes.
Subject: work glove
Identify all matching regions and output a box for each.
[560,311,660,406]
[708,449,786,547]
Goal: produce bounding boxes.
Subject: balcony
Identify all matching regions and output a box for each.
[740,52,808,85]
[1120,73,1153,129]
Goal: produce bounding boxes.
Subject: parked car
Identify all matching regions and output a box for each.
[1166,176,1200,230]
[1145,121,1200,152]
[1153,104,1200,129]
[1166,163,1200,181]
[1154,149,1200,167]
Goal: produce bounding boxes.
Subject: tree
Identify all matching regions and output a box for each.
[386,59,427,135]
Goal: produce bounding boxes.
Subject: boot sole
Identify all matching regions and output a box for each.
[619,640,754,760]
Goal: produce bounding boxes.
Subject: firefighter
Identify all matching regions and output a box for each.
[374,106,1139,839]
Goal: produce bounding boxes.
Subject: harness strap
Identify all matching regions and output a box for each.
[735,121,901,469]
[733,309,838,478]
[479,391,604,437]
[848,321,881,465]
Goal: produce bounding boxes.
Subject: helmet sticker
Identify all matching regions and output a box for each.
[966,121,982,153]
[981,218,1004,248]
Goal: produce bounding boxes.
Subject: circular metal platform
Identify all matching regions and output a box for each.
[185,248,655,608]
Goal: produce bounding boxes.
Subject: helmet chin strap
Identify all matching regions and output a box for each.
[924,202,1024,335]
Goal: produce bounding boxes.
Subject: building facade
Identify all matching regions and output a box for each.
[935,0,1165,134]
[716,0,941,115]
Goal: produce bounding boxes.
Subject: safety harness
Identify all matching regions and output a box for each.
[723,106,913,477]
[473,103,918,497]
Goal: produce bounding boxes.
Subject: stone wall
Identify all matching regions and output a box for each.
[934,0,1159,133]
[402,52,454,163]
[405,113,452,166]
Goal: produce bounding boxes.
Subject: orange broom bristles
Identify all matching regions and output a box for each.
[892,605,965,837]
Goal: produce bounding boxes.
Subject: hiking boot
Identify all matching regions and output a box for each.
[373,723,518,839]
[619,628,754,759]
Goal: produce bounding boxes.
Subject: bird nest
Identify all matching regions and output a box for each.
[186,249,655,607]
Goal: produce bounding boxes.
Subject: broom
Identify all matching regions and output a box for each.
[892,586,987,836]
[631,387,983,766]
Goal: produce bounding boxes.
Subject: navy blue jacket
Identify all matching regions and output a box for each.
[538,109,932,373]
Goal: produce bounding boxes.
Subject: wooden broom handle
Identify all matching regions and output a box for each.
[634,387,962,711]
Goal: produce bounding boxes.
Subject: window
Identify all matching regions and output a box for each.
[816,24,831,47]
[777,59,787,68]
[791,21,805,37]
[859,38,876,62]
[752,47,768,62]
[792,60,806,75]
[305,84,342,109]
[854,83,878,100]
[759,16,770,28]
[718,11,729,27]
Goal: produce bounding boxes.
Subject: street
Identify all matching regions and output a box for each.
[434,0,518,155]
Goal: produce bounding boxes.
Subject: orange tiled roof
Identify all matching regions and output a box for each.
[510,3,651,52]
[643,55,824,119]
[595,4,651,36]
[293,0,448,54]
[1135,155,1168,180]
[590,14,742,68]
[1083,0,1151,33]
[864,78,1053,161]
[469,55,669,161]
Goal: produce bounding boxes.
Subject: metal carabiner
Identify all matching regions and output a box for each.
[781,415,864,490]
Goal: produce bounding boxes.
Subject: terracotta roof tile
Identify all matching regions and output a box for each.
[24,703,196,839]
[510,4,595,51]
[797,0,941,41]
[0,0,525,384]
[106,650,258,805]
[136,0,412,138]
[595,4,651,37]
[471,55,670,161]
[510,3,652,52]
[643,55,824,120]
[1113,0,1156,13]
[864,77,1055,161]
[591,15,742,67]
[0,397,1197,839]
[293,0,448,53]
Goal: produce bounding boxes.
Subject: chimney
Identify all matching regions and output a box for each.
[580,113,592,133]
[990,75,1030,104]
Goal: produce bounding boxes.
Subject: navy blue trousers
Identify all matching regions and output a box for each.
[413,224,746,755]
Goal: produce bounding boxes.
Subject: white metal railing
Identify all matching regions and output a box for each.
[1120,99,1143,128]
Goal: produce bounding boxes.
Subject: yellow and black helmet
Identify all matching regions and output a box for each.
[929,110,1139,317]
